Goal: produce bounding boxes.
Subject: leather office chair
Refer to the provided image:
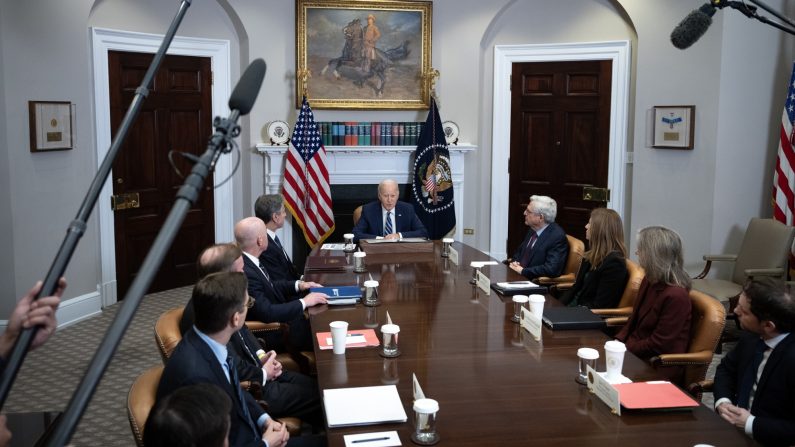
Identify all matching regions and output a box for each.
[592,258,645,320]
[649,289,726,389]
[693,218,794,303]
[127,365,164,447]
[245,321,311,375]
[353,205,363,226]
[536,235,584,289]
[154,307,183,363]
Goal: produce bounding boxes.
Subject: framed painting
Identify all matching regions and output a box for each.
[296,0,432,109]
[28,101,74,152]
[653,105,695,149]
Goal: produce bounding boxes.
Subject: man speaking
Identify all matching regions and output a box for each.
[352,179,428,242]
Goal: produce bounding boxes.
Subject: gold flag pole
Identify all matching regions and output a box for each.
[297,69,312,99]
[423,68,440,102]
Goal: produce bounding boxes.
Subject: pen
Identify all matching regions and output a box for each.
[352,436,390,443]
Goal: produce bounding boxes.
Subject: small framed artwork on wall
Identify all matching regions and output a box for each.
[29,101,73,152]
[653,105,695,149]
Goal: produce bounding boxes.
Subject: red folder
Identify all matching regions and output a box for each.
[316,329,380,350]
[613,381,699,411]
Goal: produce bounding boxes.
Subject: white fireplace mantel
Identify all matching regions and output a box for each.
[256,144,475,253]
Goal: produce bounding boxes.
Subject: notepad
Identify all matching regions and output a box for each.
[324,385,408,427]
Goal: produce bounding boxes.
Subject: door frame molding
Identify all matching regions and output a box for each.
[490,41,630,260]
[91,27,232,307]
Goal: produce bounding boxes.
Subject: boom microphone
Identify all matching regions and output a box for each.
[671,3,717,49]
[229,58,266,115]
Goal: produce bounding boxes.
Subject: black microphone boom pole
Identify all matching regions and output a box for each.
[0,0,193,409]
[42,58,266,446]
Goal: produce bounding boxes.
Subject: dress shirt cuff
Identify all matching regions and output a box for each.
[294,281,301,292]
[262,368,268,383]
[714,397,732,411]
[299,298,306,310]
[745,415,755,437]
[257,413,270,430]
[398,232,403,239]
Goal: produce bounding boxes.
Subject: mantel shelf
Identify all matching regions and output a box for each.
[255,143,476,154]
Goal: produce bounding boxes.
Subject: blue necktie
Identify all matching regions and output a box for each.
[737,339,768,409]
[520,231,537,266]
[227,355,259,438]
[384,211,393,236]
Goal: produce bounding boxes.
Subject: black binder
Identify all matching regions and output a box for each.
[542,306,606,330]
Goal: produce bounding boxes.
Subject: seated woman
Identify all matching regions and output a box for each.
[614,226,692,384]
[560,208,628,309]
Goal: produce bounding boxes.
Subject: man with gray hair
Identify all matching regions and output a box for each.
[255,194,301,283]
[352,179,428,242]
[508,195,568,280]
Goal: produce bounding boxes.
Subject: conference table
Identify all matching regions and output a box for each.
[304,241,754,446]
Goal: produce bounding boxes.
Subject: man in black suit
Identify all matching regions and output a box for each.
[255,194,301,283]
[508,195,569,280]
[352,179,428,242]
[235,217,327,352]
[157,272,290,447]
[713,278,795,446]
[179,243,323,427]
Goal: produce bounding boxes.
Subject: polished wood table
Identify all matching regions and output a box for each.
[304,242,754,446]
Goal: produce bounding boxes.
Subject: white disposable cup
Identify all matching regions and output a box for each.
[529,294,546,318]
[577,347,600,384]
[381,323,400,356]
[329,321,349,354]
[604,340,627,381]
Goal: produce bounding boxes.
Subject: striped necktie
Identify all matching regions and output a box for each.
[384,211,393,235]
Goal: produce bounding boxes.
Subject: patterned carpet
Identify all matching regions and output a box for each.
[4,286,191,446]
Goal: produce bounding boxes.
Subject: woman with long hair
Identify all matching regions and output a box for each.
[615,226,692,383]
[561,208,628,309]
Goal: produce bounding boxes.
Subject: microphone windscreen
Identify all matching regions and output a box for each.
[229,58,266,115]
[670,4,716,49]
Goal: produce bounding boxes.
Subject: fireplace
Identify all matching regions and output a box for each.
[256,144,474,270]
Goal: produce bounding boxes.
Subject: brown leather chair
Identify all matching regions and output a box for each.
[127,365,164,447]
[245,321,311,375]
[353,205,363,226]
[154,307,183,363]
[650,289,726,388]
[592,258,645,320]
[536,235,584,288]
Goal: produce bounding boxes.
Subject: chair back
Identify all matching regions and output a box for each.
[127,365,164,447]
[684,289,726,385]
[615,259,645,309]
[154,307,184,363]
[732,218,795,284]
[353,205,363,226]
[563,235,585,277]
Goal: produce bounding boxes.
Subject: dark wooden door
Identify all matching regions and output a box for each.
[109,51,214,298]
[507,60,612,253]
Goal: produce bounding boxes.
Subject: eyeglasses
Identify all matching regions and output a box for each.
[246,295,255,308]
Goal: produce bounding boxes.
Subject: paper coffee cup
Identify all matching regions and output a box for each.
[604,340,627,381]
[529,294,545,317]
[329,321,349,354]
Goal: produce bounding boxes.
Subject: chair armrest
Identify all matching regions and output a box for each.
[536,273,576,285]
[555,282,574,291]
[604,316,628,327]
[649,351,713,367]
[687,379,714,397]
[245,321,286,333]
[694,254,738,279]
[592,307,633,318]
[744,268,785,278]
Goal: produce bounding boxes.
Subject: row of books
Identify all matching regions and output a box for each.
[317,121,425,147]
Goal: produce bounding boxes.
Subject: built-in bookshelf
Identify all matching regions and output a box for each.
[317,121,424,146]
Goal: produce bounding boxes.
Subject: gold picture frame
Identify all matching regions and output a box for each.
[28,101,74,152]
[296,0,432,110]
[652,105,695,149]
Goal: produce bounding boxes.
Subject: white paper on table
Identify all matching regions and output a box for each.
[496,280,540,289]
[321,243,346,250]
[412,373,425,400]
[324,333,367,346]
[343,431,401,447]
[386,311,393,325]
[323,385,407,427]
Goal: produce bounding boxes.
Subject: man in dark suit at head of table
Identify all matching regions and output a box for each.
[255,193,301,283]
[713,278,795,446]
[508,195,569,280]
[352,178,428,242]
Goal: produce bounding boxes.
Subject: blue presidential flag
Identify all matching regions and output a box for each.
[411,98,455,239]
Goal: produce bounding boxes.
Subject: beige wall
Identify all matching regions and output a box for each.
[0,0,791,320]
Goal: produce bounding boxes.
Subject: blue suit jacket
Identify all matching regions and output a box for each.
[512,222,569,279]
[352,200,428,242]
[157,329,265,447]
[259,234,300,283]
[242,255,303,323]
[714,333,795,446]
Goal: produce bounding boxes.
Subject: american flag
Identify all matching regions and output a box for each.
[283,96,335,247]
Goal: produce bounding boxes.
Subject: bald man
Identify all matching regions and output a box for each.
[352,179,427,242]
[235,217,327,352]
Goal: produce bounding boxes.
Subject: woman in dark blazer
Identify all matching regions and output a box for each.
[561,208,628,309]
[615,226,692,383]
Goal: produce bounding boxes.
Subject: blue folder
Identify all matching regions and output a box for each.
[310,286,362,305]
